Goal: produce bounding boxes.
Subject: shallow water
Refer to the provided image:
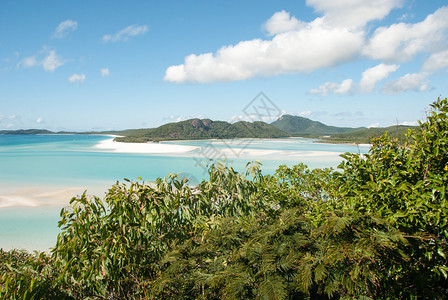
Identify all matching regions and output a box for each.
[0,135,369,251]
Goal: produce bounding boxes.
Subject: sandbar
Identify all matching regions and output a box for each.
[0,184,109,208]
[94,138,199,154]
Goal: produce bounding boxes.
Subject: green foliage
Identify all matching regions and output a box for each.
[2,98,448,299]
[0,249,66,299]
[336,97,448,297]
[50,162,271,298]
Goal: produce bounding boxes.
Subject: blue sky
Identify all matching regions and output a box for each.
[1,0,448,131]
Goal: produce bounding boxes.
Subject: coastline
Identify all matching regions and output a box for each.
[0,182,110,209]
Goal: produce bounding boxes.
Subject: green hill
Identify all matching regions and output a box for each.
[271,115,363,136]
[320,125,418,144]
[0,129,54,135]
[114,118,291,142]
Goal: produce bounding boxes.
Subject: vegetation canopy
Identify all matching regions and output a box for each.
[1,98,447,299]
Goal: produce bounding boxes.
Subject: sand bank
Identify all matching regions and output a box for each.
[0,185,108,208]
[194,145,342,160]
[94,138,344,160]
[94,138,199,154]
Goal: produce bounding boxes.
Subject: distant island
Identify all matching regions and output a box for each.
[0,115,418,144]
[114,119,289,143]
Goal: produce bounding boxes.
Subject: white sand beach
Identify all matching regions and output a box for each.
[0,185,108,208]
[215,148,342,158]
[94,138,199,154]
[94,138,344,160]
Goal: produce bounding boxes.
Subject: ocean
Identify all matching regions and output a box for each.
[0,134,369,251]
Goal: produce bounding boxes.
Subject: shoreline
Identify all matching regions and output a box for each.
[0,182,111,209]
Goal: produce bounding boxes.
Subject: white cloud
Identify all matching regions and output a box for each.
[36,118,43,123]
[68,73,86,84]
[164,3,447,85]
[21,55,38,68]
[400,120,419,126]
[263,10,304,35]
[363,6,448,62]
[102,24,148,42]
[53,20,78,38]
[368,123,380,128]
[0,115,17,129]
[306,0,404,28]
[42,51,63,71]
[164,21,363,83]
[423,50,448,72]
[359,63,399,92]
[165,0,402,84]
[229,113,279,123]
[308,79,355,96]
[383,72,429,94]
[299,110,312,117]
[397,13,413,22]
[19,50,63,72]
[101,68,110,77]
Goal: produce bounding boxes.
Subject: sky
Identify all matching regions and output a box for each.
[1,0,448,131]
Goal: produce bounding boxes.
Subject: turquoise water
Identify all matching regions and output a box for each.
[0,135,369,251]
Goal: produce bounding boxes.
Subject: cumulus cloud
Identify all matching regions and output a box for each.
[100,68,110,77]
[0,115,17,129]
[299,110,312,117]
[400,120,419,126]
[53,20,78,38]
[164,0,403,84]
[263,10,304,35]
[18,50,64,72]
[306,0,404,28]
[20,55,38,68]
[164,2,448,86]
[164,22,363,83]
[308,79,355,96]
[42,51,64,71]
[363,6,448,62]
[359,63,399,92]
[68,73,86,84]
[229,113,280,123]
[423,50,448,72]
[382,72,429,94]
[102,24,148,42]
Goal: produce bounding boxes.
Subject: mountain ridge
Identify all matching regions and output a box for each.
[1,115,418,144]
[271,114,365,136]
[114,118,291,142]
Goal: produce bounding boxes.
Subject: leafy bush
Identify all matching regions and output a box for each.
[1,98,448,299]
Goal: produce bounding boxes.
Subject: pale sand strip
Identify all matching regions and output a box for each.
[94,138,199,154]
[0,186,108,208]
[199,147,342,159]
[95,138,342,158]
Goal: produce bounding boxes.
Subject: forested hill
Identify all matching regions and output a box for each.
[0,129,54,135]
[320,124,418,143]
[271,114,418,143]
[114,118,291,142]
[271,114,364,135]
[1,116,418,144]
